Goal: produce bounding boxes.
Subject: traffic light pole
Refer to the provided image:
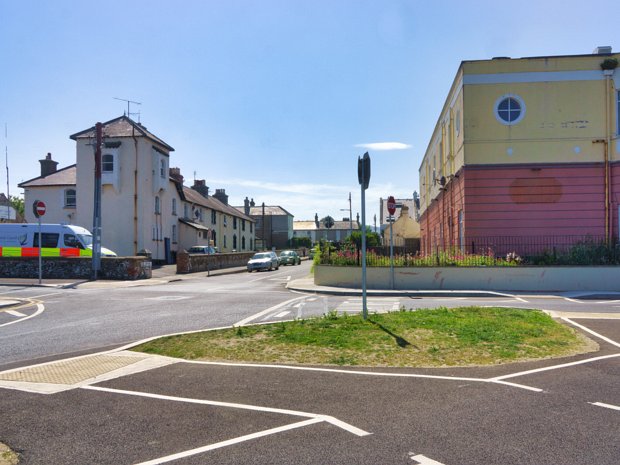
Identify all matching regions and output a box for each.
[361,183,367,320]
[358,152,370,320]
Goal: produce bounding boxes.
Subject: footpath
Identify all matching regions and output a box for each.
[2,262,620,300]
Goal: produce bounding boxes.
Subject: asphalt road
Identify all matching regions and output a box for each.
[1,262,619,464]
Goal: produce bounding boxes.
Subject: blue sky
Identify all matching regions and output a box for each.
[1,0,617,225]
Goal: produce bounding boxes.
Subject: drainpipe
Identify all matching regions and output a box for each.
[133,127,139,255]
[604,71,613,242]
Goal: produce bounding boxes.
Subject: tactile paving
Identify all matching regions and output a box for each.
[0,353,149,385]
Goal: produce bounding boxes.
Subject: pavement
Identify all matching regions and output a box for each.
[2,260,620,300]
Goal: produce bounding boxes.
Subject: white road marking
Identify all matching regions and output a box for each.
[590,402,620,412]
[133,418,324,465]
[490,353,620,382]
[0,302,44,328]
[235,296,308,326]
[410,454,446,464]
[307,297,317,302]
[335,298,402,313]
[286,276,291,281]
[275,311,290,318]
[4,309,26,317]
[82,384,370,465]
[182,360,540,391]
[561,318,620,348]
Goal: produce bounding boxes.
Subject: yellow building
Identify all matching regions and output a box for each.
[418,46,620,255]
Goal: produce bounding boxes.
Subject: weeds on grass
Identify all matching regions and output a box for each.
[135,307,597,367]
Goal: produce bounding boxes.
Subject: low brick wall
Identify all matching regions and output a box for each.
[0,256,152,280]
[315,265,620,292]
[177,251,256,274]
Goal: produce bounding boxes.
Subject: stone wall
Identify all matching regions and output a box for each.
[177,251,256,274]
[0,256,152,280]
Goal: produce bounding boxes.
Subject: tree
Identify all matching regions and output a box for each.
[9,195,24,217]
[345,227,381,249]
[321,216,335,229]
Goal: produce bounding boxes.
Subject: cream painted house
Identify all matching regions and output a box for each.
[418,46,620,254]
[19,116,254,260]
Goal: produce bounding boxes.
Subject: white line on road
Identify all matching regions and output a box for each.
[235,296,308,326]
[410,454,447,464]
[182,359,540,391]
[590,402,620,412]
[4,309,26,317]
[275,311,290,318]
[0,302,44,328]
[490,353,620,382]
[561,317,620,348]
[133,418,324,465]
[82,384,370,464]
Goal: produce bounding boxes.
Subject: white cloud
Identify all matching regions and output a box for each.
[354,142,412,151]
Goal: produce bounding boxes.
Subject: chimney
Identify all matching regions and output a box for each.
[244,197,250,215]
[169,167,184,184]
[213,188,228,205]
[39,153,58,177]
[191,179,209,197]
[250,198,255,207]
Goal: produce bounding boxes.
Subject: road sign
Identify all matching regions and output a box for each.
[33,200,46,218]
[357,152,370,190]
[387,196,396,216]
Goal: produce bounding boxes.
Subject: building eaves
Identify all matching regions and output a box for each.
[182,187,254,222]
[179,218,210,231]
[18,164,77,188]
[69,115,175,152]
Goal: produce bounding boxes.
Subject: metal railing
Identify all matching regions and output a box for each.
[318,236,620,266]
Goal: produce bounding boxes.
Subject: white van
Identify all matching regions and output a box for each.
[0,223,117,257]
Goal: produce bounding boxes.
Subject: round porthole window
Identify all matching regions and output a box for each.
[494,94,525,125]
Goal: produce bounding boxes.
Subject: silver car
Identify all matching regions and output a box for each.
[247,251,279,272]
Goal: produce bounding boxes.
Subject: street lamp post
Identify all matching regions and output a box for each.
[339,192,353,237]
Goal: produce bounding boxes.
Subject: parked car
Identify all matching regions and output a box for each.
[308,247,317,259]
[188,245,216,255]
[279,250,301,266]
[247,251,279,272]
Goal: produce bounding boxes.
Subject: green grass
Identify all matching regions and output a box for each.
[133,306,597,367]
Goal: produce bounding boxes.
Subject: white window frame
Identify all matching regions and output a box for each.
[494,94,526,126]
[64,188,76,207]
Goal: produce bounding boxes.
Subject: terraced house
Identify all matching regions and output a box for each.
[19,116,254,261]
[418,46,620,255]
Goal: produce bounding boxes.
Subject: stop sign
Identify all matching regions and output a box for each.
[387,196,396,216]
[33,200,46,218]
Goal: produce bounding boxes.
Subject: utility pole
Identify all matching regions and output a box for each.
[92,123,103,280]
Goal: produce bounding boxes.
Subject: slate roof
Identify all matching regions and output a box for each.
[179,218,210,231]
[236,205,294,217]
[70,115,174,152]
[19,165,77,187]
[181,187,254,222]
[294,220,359,231]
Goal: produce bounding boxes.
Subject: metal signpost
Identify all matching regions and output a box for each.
[387,195,396,290]
[357,152,370,319]
[32,199,46,284]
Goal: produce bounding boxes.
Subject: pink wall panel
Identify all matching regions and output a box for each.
[420,162,620,253]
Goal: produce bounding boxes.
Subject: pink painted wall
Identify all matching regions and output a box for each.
[420,162,620,254]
